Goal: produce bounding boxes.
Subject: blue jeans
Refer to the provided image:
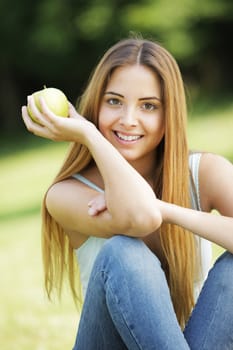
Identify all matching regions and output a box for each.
[73,236,233,349]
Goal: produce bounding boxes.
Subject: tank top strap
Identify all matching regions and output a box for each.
[72,173,104,193]
[189,153,202,211]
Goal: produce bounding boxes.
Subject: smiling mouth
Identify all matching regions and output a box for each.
[114,131,143,142]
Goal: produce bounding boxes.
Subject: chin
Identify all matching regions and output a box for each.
[118,152,140,163]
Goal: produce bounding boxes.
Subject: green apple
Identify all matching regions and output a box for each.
[27,87,69,124]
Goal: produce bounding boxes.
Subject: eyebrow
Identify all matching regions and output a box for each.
[104,91,161,102]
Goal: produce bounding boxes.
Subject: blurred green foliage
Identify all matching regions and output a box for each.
[0,0,233,134]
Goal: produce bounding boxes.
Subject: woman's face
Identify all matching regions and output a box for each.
[98,64,164,171]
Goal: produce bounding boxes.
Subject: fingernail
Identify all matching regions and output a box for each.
[88,207,95,216]
[87,200,93,207]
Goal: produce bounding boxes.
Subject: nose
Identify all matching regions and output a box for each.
[120,106,138,127]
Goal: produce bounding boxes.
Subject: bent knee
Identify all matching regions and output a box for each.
[98,235,142,264]
[95,235,161,273]
[213,251,233,289]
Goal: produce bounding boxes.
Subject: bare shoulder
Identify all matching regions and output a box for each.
[46,164,103,215]
[45,166,119,245]
[199,152,233,215]
[199,152,233,178]
[45,176,98,228]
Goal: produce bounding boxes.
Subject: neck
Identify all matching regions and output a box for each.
[128,156,157,186]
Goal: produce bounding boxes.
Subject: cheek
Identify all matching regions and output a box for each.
[98,106,105,130]
[158,124,165,142]
[159,120,165,137]
[98,106,117,131]
[148,117,165,145]
[98,121,105,136]
[98,110,110,136]
[147,114,164,134]
[157,113,165,133]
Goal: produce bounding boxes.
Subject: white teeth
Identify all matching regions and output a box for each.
[116,132,141,141]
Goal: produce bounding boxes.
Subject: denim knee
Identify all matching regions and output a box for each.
[213,251,233,290]
[98,235,160,267]
[184,251,233,349]
[82,235,187,350]
[91,235,163,287]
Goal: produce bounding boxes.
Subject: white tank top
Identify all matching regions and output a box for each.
[73,153,212,300]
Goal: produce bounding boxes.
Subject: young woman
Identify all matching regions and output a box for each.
[22,37,233,349]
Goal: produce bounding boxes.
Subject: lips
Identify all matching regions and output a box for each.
[114,131,143,142]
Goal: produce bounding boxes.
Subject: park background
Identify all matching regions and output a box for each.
[0,0,233,348]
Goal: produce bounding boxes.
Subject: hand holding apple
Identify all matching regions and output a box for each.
[27,87,69,124]
[22,87,96,144]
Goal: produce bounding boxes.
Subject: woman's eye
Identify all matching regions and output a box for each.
[142,103,157,111]
[107,98,122,106]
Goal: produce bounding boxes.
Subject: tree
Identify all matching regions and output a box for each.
[0,0,232,134]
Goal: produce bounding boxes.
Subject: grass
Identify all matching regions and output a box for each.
[0,139,78,349]
[187,99,233,162]
[0,101,232,348]
[0,215,78,350]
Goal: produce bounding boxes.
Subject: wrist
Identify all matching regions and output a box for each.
[84,123,112,154]
[157,199,172,223]
[78,121,98,146]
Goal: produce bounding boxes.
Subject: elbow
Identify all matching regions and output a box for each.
[44,185,58,217]
[140,209,162,236]
[127,209,162,237]
[45,187,53,214]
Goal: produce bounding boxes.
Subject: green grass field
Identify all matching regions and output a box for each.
[0,102,232,349]
[0,140,78,349]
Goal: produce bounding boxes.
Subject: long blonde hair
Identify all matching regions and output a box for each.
[42,37,197,328]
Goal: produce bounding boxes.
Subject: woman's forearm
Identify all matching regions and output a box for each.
[159,200,233,253]
[22,99,161,236]
[82,123,162,234]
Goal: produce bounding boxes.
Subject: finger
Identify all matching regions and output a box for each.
[37,97,63,132]
[22,103,59,139]
[23,121,56,142]
[68,102,86,120]
[88,206,98,216]
[27,95,39,115]
[27,95,45,125]
[22,105,38,128]
[88,199,94,207]
[39,96,56,118]
[22,105,30,126]
[68,102,76,112]
[22,105,29,120]
[96,200,107,211]
[68,103,78,118]
[87,201,107,217]
[22,105,44,134]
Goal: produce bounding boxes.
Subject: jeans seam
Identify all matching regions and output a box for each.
[100,269,143,350]
[201,289,222,350]
[200,253,232,350]
[187,271,224,350]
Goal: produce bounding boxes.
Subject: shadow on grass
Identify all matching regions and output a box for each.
[187,91,233,119]
[0,130,58,159]
[0,204,41,223]
[221,151,233,164]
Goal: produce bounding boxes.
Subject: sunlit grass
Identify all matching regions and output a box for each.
[0,215,78,350]
[188,101,233,161]
[0,141,78,350]
[1,141,69,217]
